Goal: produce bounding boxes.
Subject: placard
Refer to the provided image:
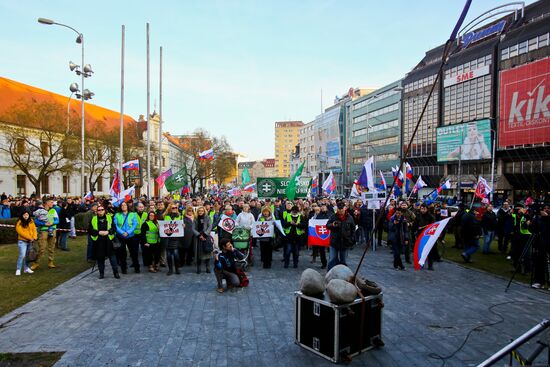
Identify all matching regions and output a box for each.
[218,214,236,234]
[158,220,184,238]
[252,221,274,238]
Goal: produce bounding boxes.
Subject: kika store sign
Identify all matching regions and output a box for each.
[256,177,310,198]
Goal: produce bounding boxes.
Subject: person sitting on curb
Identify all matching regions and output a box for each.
[214,238,245,293]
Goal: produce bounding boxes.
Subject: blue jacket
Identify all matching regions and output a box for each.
[114,212,138,238]
[0,204,11,219]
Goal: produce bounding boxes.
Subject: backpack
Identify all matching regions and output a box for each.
[235,268,249,287]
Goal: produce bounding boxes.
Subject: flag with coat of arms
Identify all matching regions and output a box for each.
[308,219,330,247]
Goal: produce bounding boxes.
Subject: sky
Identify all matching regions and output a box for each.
[0,0,536,161]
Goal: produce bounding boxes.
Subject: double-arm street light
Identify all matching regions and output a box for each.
[38,17,94,197]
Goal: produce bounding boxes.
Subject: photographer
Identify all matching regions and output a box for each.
[388,208,409,270]
[529,205,550,289]
[214,238,245,293]
[326,202,355,271]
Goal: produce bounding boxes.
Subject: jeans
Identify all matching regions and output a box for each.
[327,247,347,271]
[70,217,76,237]
[463,238,480,258]
[58,231,69,250]
[482,231,495,253]
[17,240,30,271]
[214,268,240,288]
[284,241,299,267]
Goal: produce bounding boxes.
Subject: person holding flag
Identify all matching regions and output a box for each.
[413,204,436,270]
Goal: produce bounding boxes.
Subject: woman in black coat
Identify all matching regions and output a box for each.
[88,205,119,279]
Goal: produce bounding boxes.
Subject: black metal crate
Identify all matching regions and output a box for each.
[295,291,383,363]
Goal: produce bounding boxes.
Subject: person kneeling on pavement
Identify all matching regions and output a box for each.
[214,238,245,293]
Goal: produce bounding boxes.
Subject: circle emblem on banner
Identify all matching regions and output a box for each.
[258,179,276,196]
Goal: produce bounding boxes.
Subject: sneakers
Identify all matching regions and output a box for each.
[15,269,21,276]
[531,283,542,289]
[24,268,34,274]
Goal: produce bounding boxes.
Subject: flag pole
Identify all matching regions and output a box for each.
[469,176,479,210]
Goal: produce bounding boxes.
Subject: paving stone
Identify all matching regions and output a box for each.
[0,247,549,366]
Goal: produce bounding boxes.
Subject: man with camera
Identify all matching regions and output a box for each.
[326,201,355,271]
[528,205,549,289]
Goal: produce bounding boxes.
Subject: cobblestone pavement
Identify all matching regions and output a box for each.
[0,245,549,367]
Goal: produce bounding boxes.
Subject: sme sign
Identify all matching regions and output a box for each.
[444,64,490,88]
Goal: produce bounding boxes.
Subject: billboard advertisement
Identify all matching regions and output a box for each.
[499,58,550,148]
[436,119,492,163]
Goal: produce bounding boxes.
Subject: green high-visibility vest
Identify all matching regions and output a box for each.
[164,214,182,221]
[144,221,159,244]
[519,216,531,235]
[40,208,58,231]
[284,214,305,235]
[115,212,137,229]
[134,212,148,235]
[90,214,115,241]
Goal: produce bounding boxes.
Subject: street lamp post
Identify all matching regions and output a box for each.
[38,18,93,197]
[489,128,497,203]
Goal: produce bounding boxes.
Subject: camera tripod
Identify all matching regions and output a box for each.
[505,233,538,292]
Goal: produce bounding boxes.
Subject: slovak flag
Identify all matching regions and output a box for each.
[311,177,318,196]
[83,191,93,200]
[392,166,403,196]
[243,183,256,192]
[322,171,336,195]
[358,157,375,192]
[109,169,122,199]
[412,175,427,194]
[350,180,362,198]
[308,219,330,247]
[414,218,452,270]
[438,179,451,192]
[122,159,140,171]
[405,163,414,193]
[227,187,242,196]
[113,186,135,207]
[198,149,214,160]
[375,170,387,191]
[475,176,491,199]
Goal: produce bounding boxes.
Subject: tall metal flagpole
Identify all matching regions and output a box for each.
[158,46,163,197]
[119,25,125,176]
[146,23,151,198]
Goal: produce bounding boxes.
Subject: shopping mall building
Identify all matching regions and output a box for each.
[401,0,550,203]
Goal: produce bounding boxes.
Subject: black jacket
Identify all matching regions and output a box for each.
[481,211,497,233]
[326,211,355,250]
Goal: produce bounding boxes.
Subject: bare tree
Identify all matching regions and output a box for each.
[179,129,234,193]
[0,101,79,196]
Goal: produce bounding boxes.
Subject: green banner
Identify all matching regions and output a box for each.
[256,177,311,198]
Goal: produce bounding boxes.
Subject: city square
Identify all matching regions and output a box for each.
[0,1,549,366]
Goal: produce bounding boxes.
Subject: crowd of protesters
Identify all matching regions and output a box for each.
[3,191,549,291]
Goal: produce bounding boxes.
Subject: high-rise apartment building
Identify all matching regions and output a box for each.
[274,121,304,177]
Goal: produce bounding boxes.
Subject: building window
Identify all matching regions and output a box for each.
[63,175,70,193]
[16,139,25,154]
[16,175,26,195]
[40,141,49,156]
[97,177,103,192]
[41,175,49,194]
[84,176,88,192]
